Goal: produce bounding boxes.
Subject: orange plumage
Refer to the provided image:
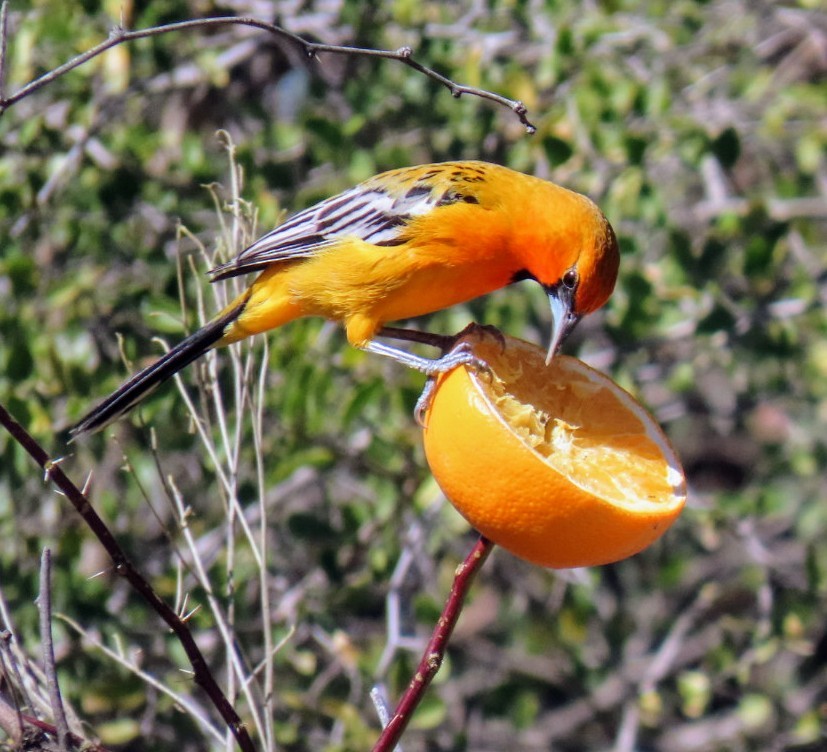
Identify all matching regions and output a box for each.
[71,161,619,436]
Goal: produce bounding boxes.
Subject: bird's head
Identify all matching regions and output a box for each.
[515,188,619,363]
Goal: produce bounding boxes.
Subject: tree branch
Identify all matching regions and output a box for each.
[0,402,255,752]
[372,535,494,752]
[0,15,536,132]
[0,1,8,103]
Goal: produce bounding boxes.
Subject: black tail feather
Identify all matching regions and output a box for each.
[70,305,244,438]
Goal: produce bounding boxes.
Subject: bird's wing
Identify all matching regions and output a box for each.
[209,163,486,281]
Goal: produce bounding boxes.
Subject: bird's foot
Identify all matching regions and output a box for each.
[365,324,504,426]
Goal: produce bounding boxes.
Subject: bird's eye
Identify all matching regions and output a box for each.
[562,270,579,290]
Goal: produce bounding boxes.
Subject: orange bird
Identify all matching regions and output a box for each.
[71,161,619,436]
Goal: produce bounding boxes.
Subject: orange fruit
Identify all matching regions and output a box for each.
[422,329,686,568]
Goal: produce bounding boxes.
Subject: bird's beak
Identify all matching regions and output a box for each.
[545,284,580,364]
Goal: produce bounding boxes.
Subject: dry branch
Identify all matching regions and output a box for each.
[0,13,536,132]
[0,403,256,752]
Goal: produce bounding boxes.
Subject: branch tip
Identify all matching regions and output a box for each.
[1,16,536,130]
[372,536,493,751]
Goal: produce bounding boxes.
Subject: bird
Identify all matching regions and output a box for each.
[70,160,619,437]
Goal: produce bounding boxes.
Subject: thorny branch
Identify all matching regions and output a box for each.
[0,13,537,132]
[0,403,256,752]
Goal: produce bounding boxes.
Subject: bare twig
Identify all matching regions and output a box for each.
[0,1,8,102]
[173,144,278,749]
[0,15,536,132]
[0,629,41,726]
[0,635,95,750]
[370,687,403,752]
[372,535,494,752]
[614,585,717,752]
[376,538,427,677]
[163,473,268,745]
[0,403,255,752]
[0,659,22,745]
[37,550,70,752]
[58,613,224,746]
[5,711,111,752]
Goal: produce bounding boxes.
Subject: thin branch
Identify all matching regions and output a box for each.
[370,687,404,752]
[163,473,268,745]
[0,629,42,726]
[58,614,224,746]
[37,550,70,752]
[0,1,8,102]
[614,586,716,752]
[12,711,111,752]
[0,697,22,747]
[376,542,425,677]
[372,535,494,752]
[0,15,536,132]
[0,403,255,752]
[377,45,535,133]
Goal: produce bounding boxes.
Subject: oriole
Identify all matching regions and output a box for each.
[71,161,619,436]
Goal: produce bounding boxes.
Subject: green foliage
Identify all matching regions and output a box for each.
[1,1,825,751]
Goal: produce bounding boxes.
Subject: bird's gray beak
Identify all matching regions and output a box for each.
[545,284,580,364]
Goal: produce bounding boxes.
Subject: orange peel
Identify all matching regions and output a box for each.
[422,329,686,568]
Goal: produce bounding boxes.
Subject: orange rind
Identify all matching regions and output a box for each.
[422,329,686,568]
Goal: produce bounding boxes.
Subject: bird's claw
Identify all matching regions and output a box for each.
[452,322,507,353]
[424,340,488,375]
[413,341,491,426]
[414,378,437,427]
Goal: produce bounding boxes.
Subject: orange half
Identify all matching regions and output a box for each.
[422,329,686,568]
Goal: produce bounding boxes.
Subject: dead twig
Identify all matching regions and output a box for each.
[0,15,536,132]
[37,549,71,752]
[0,402,255,752]
[0,1,8,102]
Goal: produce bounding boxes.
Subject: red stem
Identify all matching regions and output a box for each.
[372,535,494,751]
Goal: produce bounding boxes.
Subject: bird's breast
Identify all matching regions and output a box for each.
[286,236,516,326]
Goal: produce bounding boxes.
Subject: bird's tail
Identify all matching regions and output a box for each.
[69,300,247,439]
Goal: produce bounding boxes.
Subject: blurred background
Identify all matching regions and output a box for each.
[0,1,825,750]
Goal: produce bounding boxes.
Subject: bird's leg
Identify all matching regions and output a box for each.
[363,338,484,427]
[379,323,506,354]
[360,339,485,375]
[376,326,456,353]
[370,324,500,425]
